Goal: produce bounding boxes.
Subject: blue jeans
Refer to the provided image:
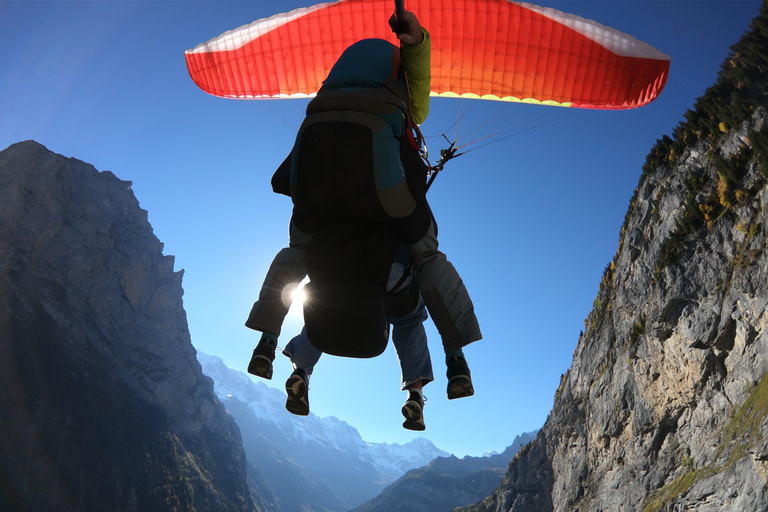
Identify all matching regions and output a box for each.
[283,297,434,390]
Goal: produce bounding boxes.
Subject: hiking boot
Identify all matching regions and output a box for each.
[247,335,276,380]
[446,352,474,399]
[402,391,426,431]
[285,369,310,416]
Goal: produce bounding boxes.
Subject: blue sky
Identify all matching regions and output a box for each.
[2,0,762,458]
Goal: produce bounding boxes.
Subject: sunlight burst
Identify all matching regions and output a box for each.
[291,284,306,305]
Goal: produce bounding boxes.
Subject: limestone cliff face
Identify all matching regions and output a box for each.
[545,107,768,512]
[459,7,768,512]
[0,141,264,511]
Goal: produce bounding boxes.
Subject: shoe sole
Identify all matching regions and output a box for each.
[247,355,273,380]
[285,376,309,416]
[447,376,474,400]
[402,402,425,431]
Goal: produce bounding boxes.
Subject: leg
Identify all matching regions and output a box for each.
[391,298,433,390]
[281,327,316,416]
[282,326,321,377]
[408,222,482,352]
[401,379,426,431]
[246,220,312,379]
[445,350,474,399]
[245,220,312,336]
[391,298,433,430]
[408,222,478,398]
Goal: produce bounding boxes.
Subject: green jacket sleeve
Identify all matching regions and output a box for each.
[402,28,431,125]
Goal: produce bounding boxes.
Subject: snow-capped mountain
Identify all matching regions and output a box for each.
[197,351,449,512]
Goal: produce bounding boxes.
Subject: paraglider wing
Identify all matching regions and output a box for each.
[185,0,670,109]
[185,1,397,100]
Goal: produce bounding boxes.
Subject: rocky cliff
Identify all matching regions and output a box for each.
[0,141,268,512]
[459,5,768,512]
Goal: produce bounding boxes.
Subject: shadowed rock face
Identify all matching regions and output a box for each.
[458,10,768,512]
[0,141,263,512]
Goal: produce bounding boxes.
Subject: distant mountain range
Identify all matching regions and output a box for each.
[198,352,451,512]
[349,433,537,512]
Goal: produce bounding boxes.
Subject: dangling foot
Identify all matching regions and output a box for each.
[402,390,426,431]
[247,333,277,380]
[285,368,310,416]
[446,350,474,399]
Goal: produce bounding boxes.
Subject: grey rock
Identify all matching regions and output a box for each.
[457,16,768,512]
[0,141,268,512]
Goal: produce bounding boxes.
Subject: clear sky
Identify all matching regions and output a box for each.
[1,0,762,458]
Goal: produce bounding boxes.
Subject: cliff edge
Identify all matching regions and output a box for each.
[459,6,768,512]
[0,141,264,512]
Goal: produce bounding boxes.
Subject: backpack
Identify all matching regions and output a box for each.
[302,219,419,358]
[289,38,427,228]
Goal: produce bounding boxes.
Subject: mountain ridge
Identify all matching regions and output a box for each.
[0,140,266,511]
[349,432,537,512]
[458,6,768,512]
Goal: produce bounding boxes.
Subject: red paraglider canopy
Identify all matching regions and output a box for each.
[185,0,670,109]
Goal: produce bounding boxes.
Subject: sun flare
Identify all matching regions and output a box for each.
[291,284,307,305]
